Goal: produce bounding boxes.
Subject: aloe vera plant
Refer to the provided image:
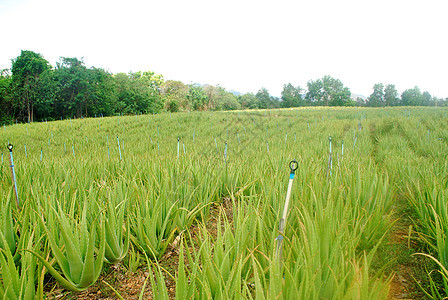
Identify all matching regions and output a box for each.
[0,199,16,256]
[27,204,106,292]
[103,189,130,264]
[0,228,36,300]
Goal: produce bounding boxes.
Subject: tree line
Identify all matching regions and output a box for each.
[1,50,446,124]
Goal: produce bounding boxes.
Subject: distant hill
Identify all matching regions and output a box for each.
[351,93,367,100]
[228,90,241,96]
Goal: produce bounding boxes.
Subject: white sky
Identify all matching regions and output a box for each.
[0,0,447,98]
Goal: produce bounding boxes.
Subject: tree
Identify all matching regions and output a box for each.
[305,75,351,106]
[34,68,57,120]
[113,71,164,115]
[11,50,50,122]
[215,87,239,111]
[237,93,258,109]
[162,80,188,112]
[384,84,399,106]
[367,83,384,107]
[187,85,208,111]
[53,57,92,118]
[256,88,273,109]
[203,85,220,111]
[422,91,432,106]
[401,86,424,106]
[0,69,13,124]
[281,83,304,107]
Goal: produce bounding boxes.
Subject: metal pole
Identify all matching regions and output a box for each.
[276,160,298,264]
[117,136,122,160]
[327,136,333,178]
[224,141,228,163]
[7,144,19,207]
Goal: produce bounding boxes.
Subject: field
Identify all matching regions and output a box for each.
[1,107,448,299]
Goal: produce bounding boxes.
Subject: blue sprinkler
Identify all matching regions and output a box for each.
[7,144,19,207]
[276,159,298,263]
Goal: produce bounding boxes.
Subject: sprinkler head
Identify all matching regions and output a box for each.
[289,160,298,172]
[7,144,13,152]
[328,136,332,142]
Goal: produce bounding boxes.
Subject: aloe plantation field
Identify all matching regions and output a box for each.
[1,107,448,299]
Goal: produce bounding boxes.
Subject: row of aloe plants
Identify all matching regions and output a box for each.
[371,113,448,298]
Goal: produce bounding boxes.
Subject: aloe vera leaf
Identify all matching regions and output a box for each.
[23,249,84,292]
[54,212,83,283]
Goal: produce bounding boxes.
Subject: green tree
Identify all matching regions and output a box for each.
[422,91,432,106]
[162,80,188,112]
[187,85,208,111]
[401,86,424,106]
[367,83,385,107]
[53,57,90,118]
[384,84,399,106]
[113,71,164,115]
[87,68,118,117]
[256,88,276,109]
[281,83,304,107]
[305,75,351,106]
[11,50,51,122]
[0,69,13,124]
[203,85,219,110]
[215,87,239,111]
[34,69,57,120]
[237,93,258,109]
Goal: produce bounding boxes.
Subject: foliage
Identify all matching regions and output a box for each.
[281,83,304,108]
[305,75,352,106]
[1,50,447,125]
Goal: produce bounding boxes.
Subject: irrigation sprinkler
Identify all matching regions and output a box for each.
[106,135,110,160]
[276,159,298,264]
[7,144,19,207]
[327,136,333,178]
[1,153,3,164]
[224,141,228,163]
[117,136,122,160]
[24,144,27,158]
[177,137,180,159]
[40,149,43,162]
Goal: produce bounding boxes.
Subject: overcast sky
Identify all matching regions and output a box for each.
[0,0,447,98]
